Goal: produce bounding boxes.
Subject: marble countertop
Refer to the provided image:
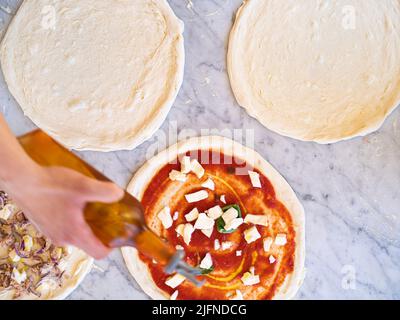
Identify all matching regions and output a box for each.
[1,0,399,300]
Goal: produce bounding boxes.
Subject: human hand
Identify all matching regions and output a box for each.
[5,164,124,259]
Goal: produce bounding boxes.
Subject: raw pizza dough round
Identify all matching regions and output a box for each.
[122,136,305,300]
[228,0,400,143]
[1,0,184,151]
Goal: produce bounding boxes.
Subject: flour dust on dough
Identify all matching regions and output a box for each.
[228,0,400,143]
[1,0,184,151]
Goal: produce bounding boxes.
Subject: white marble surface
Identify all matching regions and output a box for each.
[1,0,399,300]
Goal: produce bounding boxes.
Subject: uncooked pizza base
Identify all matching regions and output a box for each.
[228,0,400,143]
[122,136,305,300]
[0,0,184,151]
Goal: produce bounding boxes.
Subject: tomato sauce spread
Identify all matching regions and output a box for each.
[139,151,296,300]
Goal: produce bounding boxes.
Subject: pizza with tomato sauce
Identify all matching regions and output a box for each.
[122,136,305,300]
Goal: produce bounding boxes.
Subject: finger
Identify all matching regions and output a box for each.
[70,223,111,259]
[80,178,124,204]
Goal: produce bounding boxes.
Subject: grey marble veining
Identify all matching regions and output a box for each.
[0,0,399,300]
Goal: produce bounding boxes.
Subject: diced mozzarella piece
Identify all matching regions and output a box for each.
[249,266,255,275]
[244,214,268,227]
[201,228,213,238]
[275,234,287,246]
[224,218,244,231]
[207,205,223,220]
[263,237,273,252]
[157,207,173,229]
[12,268,27,284]
[191,159,205,179]
[152,259,158,264]
[0,204,13,220]
[241,272,260,286]
[173,211,179,221]
[170,290,179,300]
[201,178,215,191]
[65,246,73,255]
[222,207,239,224]
[194,213,215,230]
[231,290,243,300]
[23,235,33,251]
[180,156,192,174]
[183,224,195,245]
[200,253,213,269]
[214,239,221,250]
[220,195,226,204]
[248,171,262,188]
[185,190,208,203]
[165,273,185,289]
[269,255,276,264]
[236,250,242,256]
[169,170,187,182]
[244,226,261,244]
[221,241,233,250]
[176,245,184,250]
[185,208,199,222]
[176,224,185,237]
[9,249,20,262]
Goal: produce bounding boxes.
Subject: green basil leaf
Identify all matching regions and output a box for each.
[200,266,214,275]
[216,204,242,234]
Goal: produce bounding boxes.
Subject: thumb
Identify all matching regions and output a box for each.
[80,178,124,203]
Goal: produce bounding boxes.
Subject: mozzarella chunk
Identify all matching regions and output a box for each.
[157,207,173,229]
[194,213,215,230]
[236,250,242,256]
[165,273,185,289]
[12,268,27,284]
[241,272,260,286]
[200,253,213,270]
[224,218,244,231]
[185,190,208,203]
[180,156,192,174]
[9,249,20,262]
[244,214,268,227]
[183,224,195,245]
[207,205,223,220]
[221,241,233,250]
[190,159,205,179]
[231,290,243,300]
[263,237,273,252]
[0,204,13,220]
[201,228,213,238]
[176,245,184,250]
[170,290,179,300]
[23,235,33,251]
[214,239,221,250]
[173,211,179,221]
[185,207,199,222]
[220,195,227,204]
[248,171,262,188]
[275,233,287,246]
[269,255,276,264]
[65,246,73,255]
[249,266,255,274]
[244,226,261,244]
[169,170,187,182]
[201,178,215,191]
[222,207,239,224]
[175,224,185,237]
